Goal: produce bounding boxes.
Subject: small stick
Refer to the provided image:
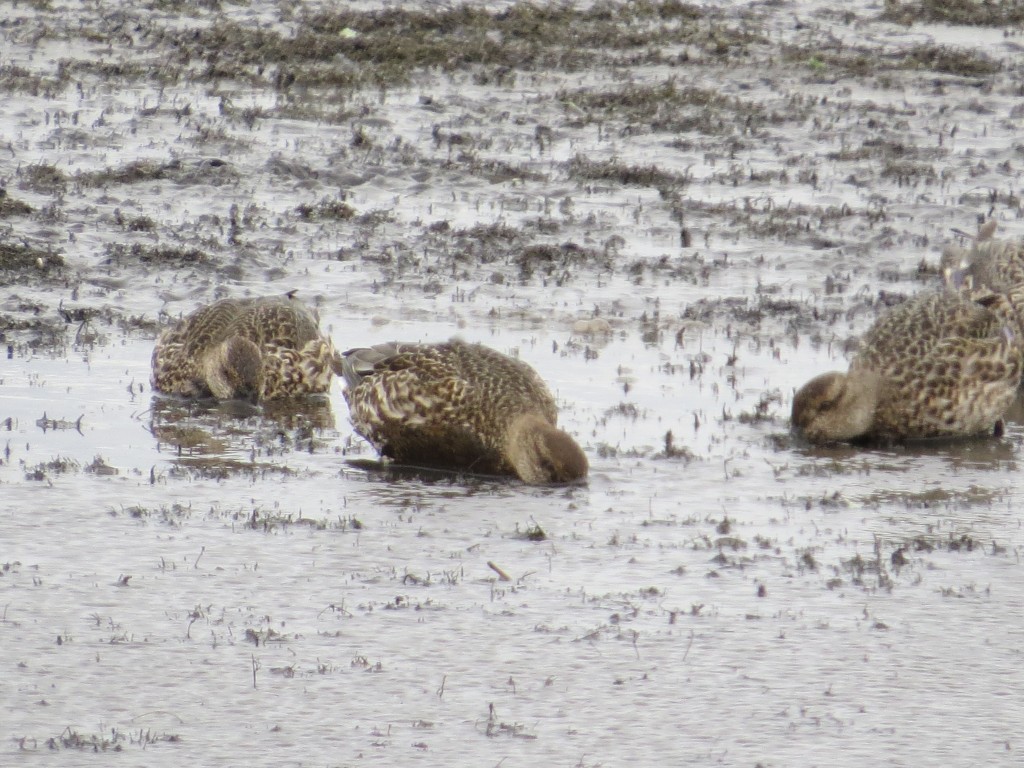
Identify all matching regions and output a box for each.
[487,561,511,582]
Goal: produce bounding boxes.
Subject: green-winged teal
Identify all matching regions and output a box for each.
[152,292,340,401]
[341,339,588,484]
[792,291,1022,444]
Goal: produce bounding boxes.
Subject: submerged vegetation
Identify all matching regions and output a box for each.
[50,1,765,90]
[0,242,66,278]
[3,2,1024,761]
[881,0,1024,26]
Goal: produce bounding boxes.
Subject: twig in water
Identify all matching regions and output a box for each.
[682,629,694,661]
[487,561,511,582]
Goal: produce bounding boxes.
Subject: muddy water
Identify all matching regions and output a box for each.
[3,0,1024,765]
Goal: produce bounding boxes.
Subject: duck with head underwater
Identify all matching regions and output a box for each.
[151,291,341,402]
[340,339,588,484]
[792,290,1023,444]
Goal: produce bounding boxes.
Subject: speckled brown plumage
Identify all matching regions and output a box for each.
[944,236,1024,294]
[792,291,1022,444]
[341,340,588,484]
[946,239,1024,292]
[152,292,340,401]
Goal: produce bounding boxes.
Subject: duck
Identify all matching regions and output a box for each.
[340,339,588,484]
[940,222,1024,354]
[940,220,1024,292]
[791,291,1022,444]
[151,291,341,401]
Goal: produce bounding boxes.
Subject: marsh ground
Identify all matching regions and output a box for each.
[2,1,1024,765]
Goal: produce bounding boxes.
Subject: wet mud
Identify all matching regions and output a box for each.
[2,1,1024,765]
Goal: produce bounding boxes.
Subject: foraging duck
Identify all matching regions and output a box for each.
[940,221,1024,292]
[341,339,588,484]
[152,292,341,401]
[792,291,1022,444]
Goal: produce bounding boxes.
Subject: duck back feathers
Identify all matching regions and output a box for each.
[152,293,339,401]
[941,222,1024,294]
[341,340,587,484]
[792,292,1022,444]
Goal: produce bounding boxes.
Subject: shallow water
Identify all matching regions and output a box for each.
[3,0,1024,765]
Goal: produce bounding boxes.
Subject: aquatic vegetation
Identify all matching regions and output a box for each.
[3,1,1024,764]
[881,0,1024,26]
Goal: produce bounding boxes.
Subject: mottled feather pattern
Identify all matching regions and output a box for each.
[946,238,1024,294]
[342,340,586,483]
[854,291,1004,371]
[347,341,557,438]
[260,339,337,399]
[152,293,338,401]
[974,287,1024,350]
[867,334,1021,438]
[793,292,1022,443]
[941,234,1024,345]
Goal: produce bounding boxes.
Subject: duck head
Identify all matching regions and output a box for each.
[791,370,881,444]
[507,414,589,484]
[205,337,264,401]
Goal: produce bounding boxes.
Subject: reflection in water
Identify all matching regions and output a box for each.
[340,458,580,512]
[344,456,524,488]
[7,3,1024,762]
[793,429,1020,472]
[147,394,336,477]
[1002,389,1024,426]
[787,390,1024,475]
[777,394,1023,513]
